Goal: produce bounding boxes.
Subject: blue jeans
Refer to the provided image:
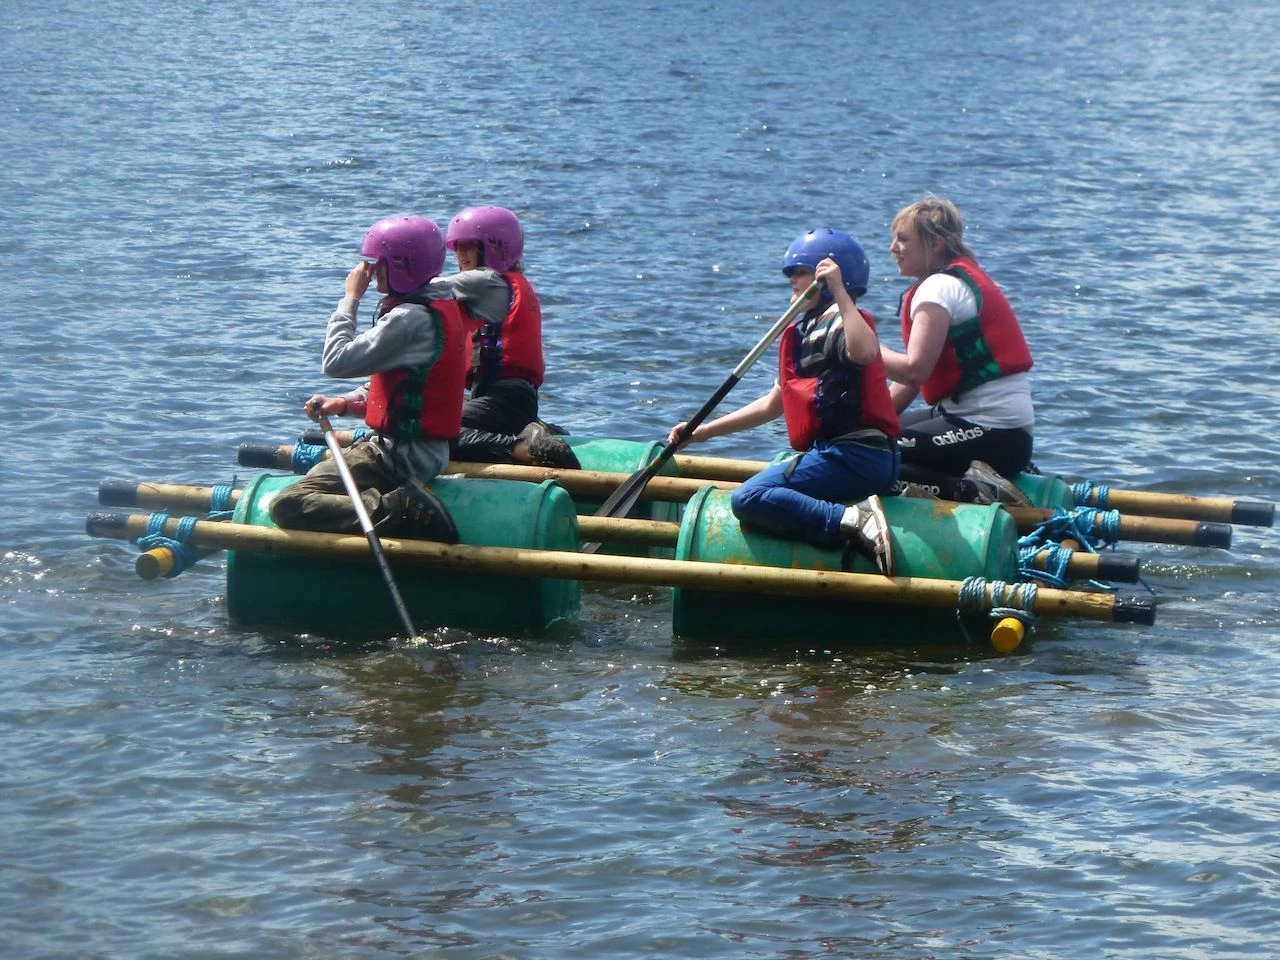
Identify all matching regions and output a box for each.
[730,440,900,549]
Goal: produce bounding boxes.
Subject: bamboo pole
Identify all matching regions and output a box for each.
[111,466,1231,549]
[86,511,1156,625]
[97,479,1143,581]
[299,430,769,481]
[672,452,769,480]
[1070,486,1273,527]
[238,442,300,471]
[301,428,357,446]
[1025,547,1140,584]
[448,465,1231,549]
[259,441,1237,544]
[668,455,1272,526]
[1000,505,1230,549]
[282,437,1273,528]
[100,479,240,513]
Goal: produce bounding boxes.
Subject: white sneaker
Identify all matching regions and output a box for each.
[963,460,1032,507]
[839,495,894,576]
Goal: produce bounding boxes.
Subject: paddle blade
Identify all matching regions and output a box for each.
[596,463,657,517]
[579,462,662,553]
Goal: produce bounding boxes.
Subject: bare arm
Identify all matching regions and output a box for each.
[880,301,951,387]
[814,258,880,365]
[667,384,784,447]
[889,380,920,415]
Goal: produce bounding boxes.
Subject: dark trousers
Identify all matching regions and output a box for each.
[268,440,399,534]
[894,408,1033,499]
[450,378,540,462]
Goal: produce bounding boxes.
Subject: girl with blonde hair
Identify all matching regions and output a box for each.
[881,195,1035,505]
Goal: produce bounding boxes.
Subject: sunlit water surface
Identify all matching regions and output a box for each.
[2,1,1278,957]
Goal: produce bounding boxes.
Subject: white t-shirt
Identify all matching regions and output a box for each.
[911,272,1034,429]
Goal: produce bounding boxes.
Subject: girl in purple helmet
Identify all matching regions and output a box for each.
[421,205,579,470]
[269,215,468,543]
[667,229,900,575]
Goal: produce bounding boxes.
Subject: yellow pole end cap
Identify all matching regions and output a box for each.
[135,547,175,580]
[991,616,1025,653]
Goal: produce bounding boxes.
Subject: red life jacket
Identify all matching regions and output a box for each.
[900,257,1033,406]
[778,306,900,452]
[365,296,468,441]
[468,271,546,389]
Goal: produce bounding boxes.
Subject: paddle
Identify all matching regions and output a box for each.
[579,280,820,553]
[315,413,419,640]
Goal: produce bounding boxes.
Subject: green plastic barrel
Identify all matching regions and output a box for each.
[564,436,681,556]
[1015,472,1074,509]
[671,487,1019,645]
[227,473,580,635]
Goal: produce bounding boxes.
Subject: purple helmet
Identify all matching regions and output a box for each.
[445,206,525,272]
[359,215,445,294]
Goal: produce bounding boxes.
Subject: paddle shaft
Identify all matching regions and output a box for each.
[86,511,1155,625]
[316,414,418,639]
[581,281,820,548]
[665,277,823,462]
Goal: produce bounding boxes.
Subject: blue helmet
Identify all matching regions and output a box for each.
[781,228,870,297]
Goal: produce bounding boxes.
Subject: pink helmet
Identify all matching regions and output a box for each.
[445,206,525,272]
[359,215,445,294]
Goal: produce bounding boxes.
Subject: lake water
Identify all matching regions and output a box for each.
[3,0,1279,957]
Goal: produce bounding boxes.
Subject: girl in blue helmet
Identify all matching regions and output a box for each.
[881,195,1035,506]
[667,229,901,575]
[419,205,580,470]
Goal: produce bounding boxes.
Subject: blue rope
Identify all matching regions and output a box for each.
[1072,480,1111,510]
[1015,506,1121,591]
[1071,506,1122,548]
[290,442,326,474]
[1017,540,1073,587]
[135,512,201,578]
[955,576,1041,641]
[290,427,369,474]
[957,577,1039,616]
[1027,506,1122,552]
[990,606,1035,625]
[209,479,237,520]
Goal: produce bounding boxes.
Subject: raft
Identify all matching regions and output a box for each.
[86,429,1279,651]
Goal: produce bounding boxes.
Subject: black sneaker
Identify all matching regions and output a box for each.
[378,483,460,543]
[518,422,581,469]
[535,418,571,436]
[963,460,1032,507]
